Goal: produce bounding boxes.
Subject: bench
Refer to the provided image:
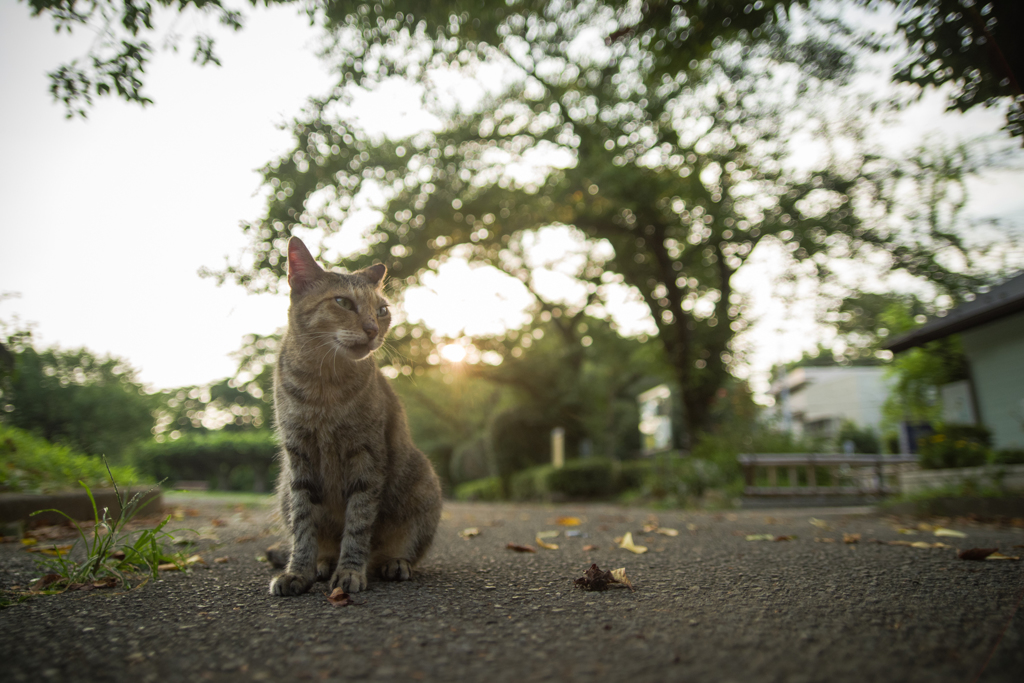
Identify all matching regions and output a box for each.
[738,453,918,497]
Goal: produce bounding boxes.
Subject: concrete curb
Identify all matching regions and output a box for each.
[0,488,163,526]
[882,495,1024,518]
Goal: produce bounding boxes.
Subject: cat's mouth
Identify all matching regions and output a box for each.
[342,338,380,360]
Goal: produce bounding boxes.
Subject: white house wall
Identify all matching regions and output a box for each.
[961,314,1024,450]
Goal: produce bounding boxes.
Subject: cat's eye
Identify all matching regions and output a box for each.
[377,305,390,317]
[335,297,356,311]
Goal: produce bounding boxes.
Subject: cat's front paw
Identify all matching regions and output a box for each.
[380,559,412,581]
[330,566,368,593]
[269,572,313,596]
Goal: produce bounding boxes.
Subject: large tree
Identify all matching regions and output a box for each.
[208,0,1006,445]
[25,0,1024,141]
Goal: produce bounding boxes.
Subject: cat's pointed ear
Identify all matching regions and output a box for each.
[360,263,387,289]
[287,237,324,295]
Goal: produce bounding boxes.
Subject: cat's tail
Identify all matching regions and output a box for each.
[266,541,290,569]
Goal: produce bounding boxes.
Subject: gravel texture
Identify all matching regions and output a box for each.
[1,496,1022,682]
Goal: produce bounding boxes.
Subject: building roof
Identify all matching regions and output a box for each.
[885,272,1024,353]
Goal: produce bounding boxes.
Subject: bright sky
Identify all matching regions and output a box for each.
[1,3,1022,400]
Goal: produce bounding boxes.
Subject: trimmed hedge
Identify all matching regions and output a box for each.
[507,458,653,501]
[0,423,144,494]
[453,476,504,502]
[131,431,278,492]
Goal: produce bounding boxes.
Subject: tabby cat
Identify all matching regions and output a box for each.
[269,236,442,596]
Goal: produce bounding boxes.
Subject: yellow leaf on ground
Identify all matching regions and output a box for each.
[896,528,918,535]
[746,534,775,541]
[909,541,950,549]
[556,517,582,526]
[536,530,560,539]
[655,528,679,537]
[20,538,38,547]
[843,533,861,544]
[985,552,1020,561]
[809,518,831,530]
[933,528,967,538]
[459,527,481,539]
[618,532,648,554]
[536,536,559,550]
[185,554,205,565]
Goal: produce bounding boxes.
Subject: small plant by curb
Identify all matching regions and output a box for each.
[26,459,191,593]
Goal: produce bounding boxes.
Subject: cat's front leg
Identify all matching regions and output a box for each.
[269,480,320,596]
[330,486,380,593]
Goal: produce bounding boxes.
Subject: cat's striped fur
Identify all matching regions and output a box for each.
[269,237,442,596]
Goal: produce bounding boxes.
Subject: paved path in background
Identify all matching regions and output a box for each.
[1,496,1023,682]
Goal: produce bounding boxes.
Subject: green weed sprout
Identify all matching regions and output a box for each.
[29,457,190,590]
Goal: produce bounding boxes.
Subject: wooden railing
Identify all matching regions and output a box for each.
[738,453,918,497]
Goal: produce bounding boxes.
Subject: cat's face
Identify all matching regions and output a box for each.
[286,237,391,361]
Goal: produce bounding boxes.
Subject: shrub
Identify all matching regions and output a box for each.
[453,476,504,502]
[836,421,881,454]
[0,424,143,494]
[918,425,991,469]
[489,408,558,482]
[130,431,278,491]
[448,436,492,484]
[991,448,1024,465]
[509,465,554,501]
[617,460,652,491]
[546,459,616,498]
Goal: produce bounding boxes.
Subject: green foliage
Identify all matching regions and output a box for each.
[489,407,560,486]
[889,0,1024,139]
[130,431,278,491]
[883,336,970,429]
[545,459,617,498]
[453,476,504,502]
[509,465,557,502]
[0,424,143,494]
[24,0,285,117]
[917,424,992,469]
[0,329,155,460]
[993,448,1024,465]
[836,420,881,454]
[448,436,492,485]
[29,462,188,590]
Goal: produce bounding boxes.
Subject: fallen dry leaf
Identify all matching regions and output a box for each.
[458,527,481,539]
[214,556,230,564]
[618,532,648,554]
[908,541,949,549]
[958,548,998,561]
[506,542,537,553]
[31,573,64,591]
[746,534,775,541]
[574,564,614,591]
[609,567,634,591]
[815,537,836,543]
[185,554,205,566]
[536,536,559,550]
[986,552,1020,561]
[933,528,967,538]
[536,530,560,539]
[809,518,831,530]
[327,588,352,606]
[582,544,599,551]
[896,528,918,535]
[25,544,73,557]
[843,533,861,544]
[655,528,679,537]
[773,535,796,542]
[556,517,582,527]
[686,523,698,532]
[574,564,633,591]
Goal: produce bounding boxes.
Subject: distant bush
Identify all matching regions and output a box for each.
[836,421,881,454]
[918,425,991,469]
[993,448,1024,465]
[509,465,554,501]
[448,436,492,484]
[0,424,144,494]
[130,431,278,491]
[489,408,558,484]
[453,476,504,502]
[546,459,616,498]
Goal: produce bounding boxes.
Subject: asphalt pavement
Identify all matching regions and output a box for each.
[1,495,1022,682]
